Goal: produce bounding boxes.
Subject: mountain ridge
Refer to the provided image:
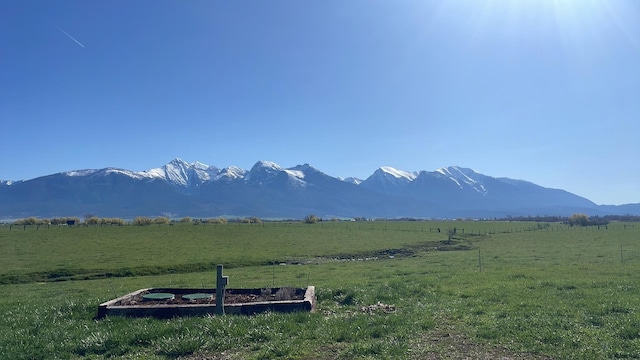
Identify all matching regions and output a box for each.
[1,158,638,219]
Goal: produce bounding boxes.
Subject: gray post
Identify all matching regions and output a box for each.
[216,264,229,315]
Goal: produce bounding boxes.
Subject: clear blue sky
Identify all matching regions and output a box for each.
[1,0,639,205]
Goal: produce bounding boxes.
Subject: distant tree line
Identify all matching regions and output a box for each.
[9,213,638,227]
[12,216,124,226]
[497,214,640,223]
[131,216,229,226]
[12,217,81,226]
[8,216,235,226]
[85,217,126,226]
[599,214,640,222]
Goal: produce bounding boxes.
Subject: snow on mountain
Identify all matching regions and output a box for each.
[1,158,634,218]
[11,161,592,209]
[1,179,25,186]
[251,161,282,173]
[285,169,305,179]
[64,169,101,177]
[341,177,363,185]
[256,160,281,170]
[380,166,418,181]
[289,164,341,186]
[59,159,306,187]
[246,160,306,185]
[288,164,324,178]
[144,158,219,187]
[360,166,418,193]
[65,168,158,181]
[192,161,209,170]
[246,161,283,181]
[103,168,157,180]
[214,166,246,181]
[435,166,488,194]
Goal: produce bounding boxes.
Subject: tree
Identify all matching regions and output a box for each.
[179,217,192,224]
[51,217,70,225]
[85,216,101,226]
[154,216,170,225]
[133,216,153,226]
[207,218,227,224]
[568,213,590,227]
[303,214,319,224]
[14,217,43,225]
[101,218,125,226]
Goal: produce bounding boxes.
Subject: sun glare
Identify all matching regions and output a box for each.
[440,0,640,61]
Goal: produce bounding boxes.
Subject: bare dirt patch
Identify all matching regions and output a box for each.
[409,324,554,360]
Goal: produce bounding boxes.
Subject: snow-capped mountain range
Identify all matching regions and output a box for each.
[1,158,638,219]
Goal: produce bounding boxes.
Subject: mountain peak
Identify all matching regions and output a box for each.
[291,163,320,173]
[144,158,219,187]
[169,158,188,164]
[252,161,282,171]
[247,161,285,183]
[378,166,417,181]
[167,158,210,169]
[434,166,487,193]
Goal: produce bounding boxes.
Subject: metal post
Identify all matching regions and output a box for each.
[216,265,228,315]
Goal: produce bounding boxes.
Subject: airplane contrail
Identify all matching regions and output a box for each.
[52,22,85,48]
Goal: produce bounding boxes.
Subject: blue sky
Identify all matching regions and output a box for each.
[1,0,639,205]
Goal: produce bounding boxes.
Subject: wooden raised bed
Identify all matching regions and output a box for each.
[96,286,316,319]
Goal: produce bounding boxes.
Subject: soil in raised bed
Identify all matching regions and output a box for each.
[116,287,305,306]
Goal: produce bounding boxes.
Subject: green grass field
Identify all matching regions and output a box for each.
[0,221,639,359]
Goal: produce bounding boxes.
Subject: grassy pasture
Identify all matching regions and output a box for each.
[0,221,639,359]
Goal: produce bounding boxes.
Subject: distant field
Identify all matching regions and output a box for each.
[1,221,639,359]
[0,221,543,284]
